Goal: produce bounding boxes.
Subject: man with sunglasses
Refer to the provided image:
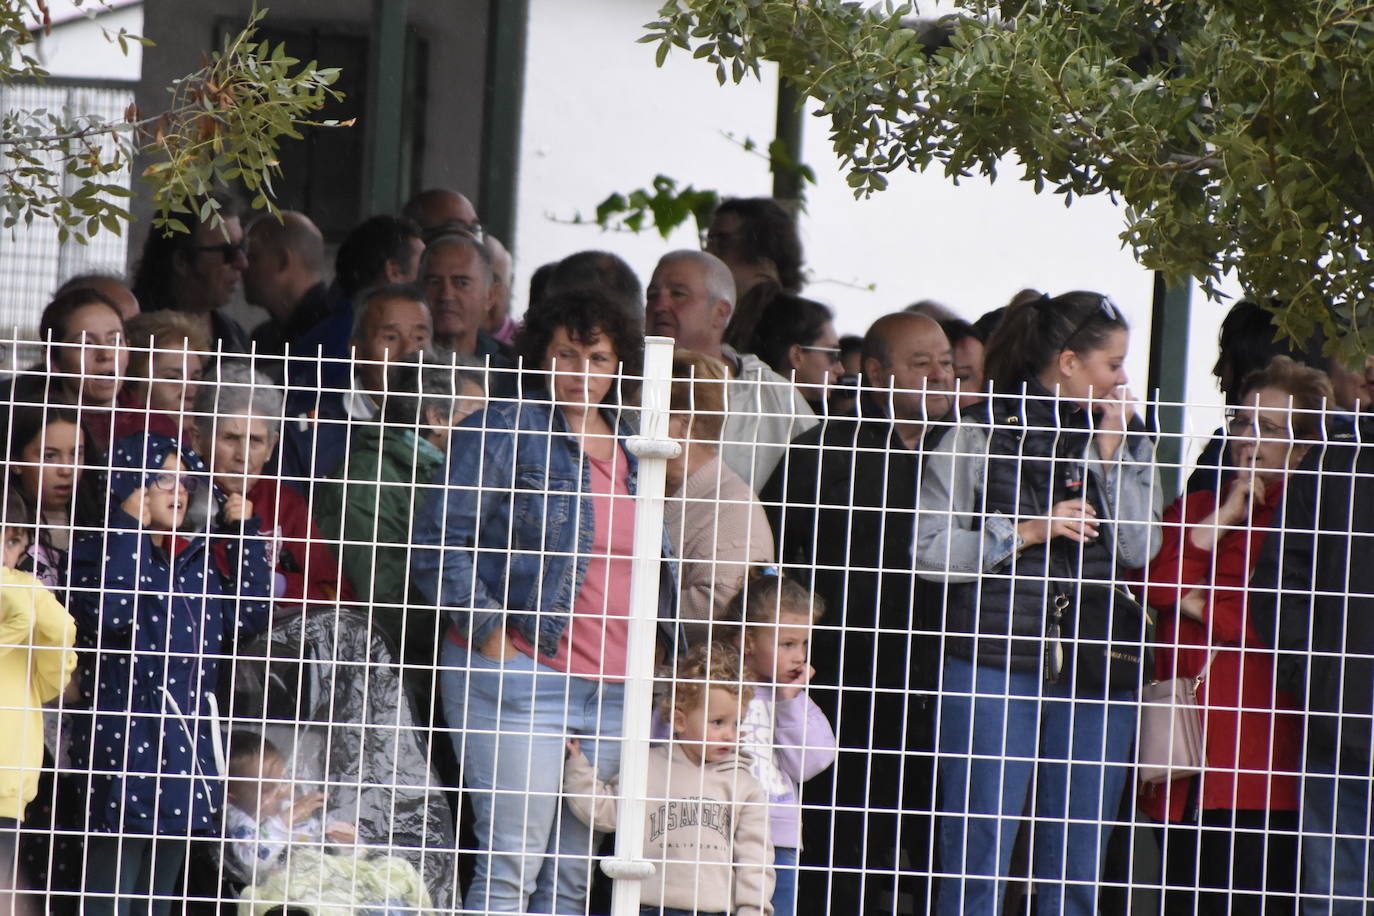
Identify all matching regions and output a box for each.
[131,190,253,351]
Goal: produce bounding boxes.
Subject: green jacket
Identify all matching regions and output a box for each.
[313,424,445,645]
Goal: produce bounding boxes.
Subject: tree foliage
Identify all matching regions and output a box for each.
[646,0,1374,360]
[568,134,814,239]
[2,1,349,242]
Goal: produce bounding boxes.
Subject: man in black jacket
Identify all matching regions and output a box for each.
[1252,416,1374,914]
[762,312,952,915]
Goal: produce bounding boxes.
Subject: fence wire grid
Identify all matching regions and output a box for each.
[0,334,1368,916]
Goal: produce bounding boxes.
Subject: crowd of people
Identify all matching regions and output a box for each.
[1,186,1374,916]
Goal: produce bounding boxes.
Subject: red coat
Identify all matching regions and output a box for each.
[1137,486,1301,821]
[211,477,352,610]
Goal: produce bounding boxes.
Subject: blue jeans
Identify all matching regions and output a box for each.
[442,640,624,914]
[1298,753,1374,915]
[935,656,1136,916]
[82,836,188,916]
[772,846,798,916]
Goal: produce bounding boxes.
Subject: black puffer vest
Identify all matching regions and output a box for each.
[941,388,1122,673]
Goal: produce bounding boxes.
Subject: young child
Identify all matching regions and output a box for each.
[67,434,272,915]
[224,731,430,913]
[223,731,357,878]
[0,486,76,873]
[729,569,837,916]
[565,642,774,916]
[5,405,95,592]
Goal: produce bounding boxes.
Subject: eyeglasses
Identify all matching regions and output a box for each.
[1060,295,1123,349]
[798,344,843,362]
[194,242,246,264]
[1224,409,1291,439]
[150,472,202,493]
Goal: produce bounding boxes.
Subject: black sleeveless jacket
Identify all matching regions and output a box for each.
[939,389,1127,673]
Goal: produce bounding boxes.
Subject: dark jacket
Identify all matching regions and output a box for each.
[917,389,1160,673]
[251,282,334,356]
[760,396,934,701]
[1251,419,1374,771]
[67,435,272,835]
[761,397,938,812]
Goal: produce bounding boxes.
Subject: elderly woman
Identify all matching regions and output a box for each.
[313,353,485,653]
[194,361,348,613]
[665,349,774,642]
[1140,356,1330,915]
[411,289,677,914]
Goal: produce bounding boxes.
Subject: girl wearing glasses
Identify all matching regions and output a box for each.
[66,434,271,915]
[1140,356,1330,915]
[916,291,1161,916]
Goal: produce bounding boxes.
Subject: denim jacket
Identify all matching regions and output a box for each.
[410,398,680,659]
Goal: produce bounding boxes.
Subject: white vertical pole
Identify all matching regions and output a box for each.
[603,336,679,914]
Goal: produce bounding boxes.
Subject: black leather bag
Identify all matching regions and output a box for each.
[1046,581,1153,694]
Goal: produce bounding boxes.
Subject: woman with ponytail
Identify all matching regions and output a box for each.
[915,291,1162,915]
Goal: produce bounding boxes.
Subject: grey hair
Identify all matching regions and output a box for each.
[350,283,431,343]
[659,249,736,310]
[421,232,494,285]
[193,360,284,443]
[381,350,486,428]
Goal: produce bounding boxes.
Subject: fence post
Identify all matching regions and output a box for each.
[602,335,679,914]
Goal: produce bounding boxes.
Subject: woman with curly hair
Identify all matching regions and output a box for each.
[412,289,678,914]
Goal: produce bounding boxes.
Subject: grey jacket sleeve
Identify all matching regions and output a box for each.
[914,424,1020,583]
[1089,430,1163,571]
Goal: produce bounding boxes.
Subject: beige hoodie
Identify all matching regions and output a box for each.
[565,743,774,916]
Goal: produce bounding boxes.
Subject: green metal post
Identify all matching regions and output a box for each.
[478,0,529,248]
[366,0,408,215]
[772,78,805,206]
[1147,272,1192,499]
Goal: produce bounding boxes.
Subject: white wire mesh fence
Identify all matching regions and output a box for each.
[0,334,1368,915]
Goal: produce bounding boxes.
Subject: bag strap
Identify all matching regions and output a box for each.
[1193,648,1220,689]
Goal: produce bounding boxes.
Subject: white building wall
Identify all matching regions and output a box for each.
[516,0,1234,450]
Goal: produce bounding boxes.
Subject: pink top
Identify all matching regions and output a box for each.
[512,448,637,680]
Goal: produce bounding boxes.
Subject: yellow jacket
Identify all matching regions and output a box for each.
[0,567,76,821]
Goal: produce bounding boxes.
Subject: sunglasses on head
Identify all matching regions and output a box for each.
[1061,295,1123,349]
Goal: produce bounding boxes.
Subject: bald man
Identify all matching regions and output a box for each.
[244,211,330,356]
[403,188,481,242]
[761,311,953,915]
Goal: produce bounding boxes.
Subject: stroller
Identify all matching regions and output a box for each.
[195,607,458,913]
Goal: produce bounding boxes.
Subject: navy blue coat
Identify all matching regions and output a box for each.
[68,436,272,835]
